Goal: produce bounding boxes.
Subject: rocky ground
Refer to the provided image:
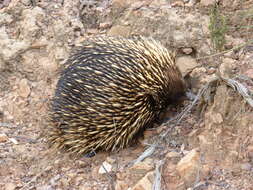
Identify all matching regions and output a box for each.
[0,0,253,189]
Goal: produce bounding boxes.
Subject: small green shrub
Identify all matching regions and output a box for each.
[209,3,228,52]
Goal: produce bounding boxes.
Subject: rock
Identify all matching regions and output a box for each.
[20,7,45,41]
[176,149,200,187]
[115,180,130,190]
[171,1,185,7]
[166,151,181,164]
[0,12,13,25]
[219,57,236,78]
[212,113,223,124]
[99,22,112,29]
[5,183,16,190]
[0,133,8,142]
[206,67,216,75]
[200,0,216,6]
[18,79,31,98]
[9,138,18,145]
[53,46,68,61]
[98,161,112,174]
[39,56,58,73]
[176,56,198,76]
[130,158,154,173]
[198,135,212,146]
[115,158,155,190]
[190,67,217,91]
[107,25,131,37]
[181,47,193,55]
[132,171,154,190]
[0,27,29,61]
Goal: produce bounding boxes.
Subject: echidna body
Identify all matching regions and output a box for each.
[50,36,185,155]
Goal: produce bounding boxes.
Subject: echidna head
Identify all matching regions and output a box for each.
[137,38,186,110]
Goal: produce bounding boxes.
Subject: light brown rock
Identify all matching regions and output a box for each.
[0,12,13,24]
[219,57,236,78]
[20,7,45,40]
[18,78,31,98]
[39,56,58,73]
[0,133,8,142]
[130,158,154,173]
[176,56,198,76]
[206,67,216,75]
[0,27,29,61]
[212,113,223,124]
[53,46,68,61]
[181,47,193,55]
[99,22,112,29]
[132,171,154,190]
[9,138,18,145]
[176,149,200,187]
[115,180,129,190]
[198,135,212,146]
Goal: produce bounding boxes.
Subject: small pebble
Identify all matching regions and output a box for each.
[99,161,112,174]
[9,138,18,145]
[0,133,8,142]
[182,47,193,55]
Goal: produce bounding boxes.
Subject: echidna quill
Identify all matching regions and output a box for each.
[49,36,186,155]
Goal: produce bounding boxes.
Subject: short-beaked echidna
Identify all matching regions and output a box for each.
[49,36,186,155]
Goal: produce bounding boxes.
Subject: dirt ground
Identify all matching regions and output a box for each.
[0,0,253,189]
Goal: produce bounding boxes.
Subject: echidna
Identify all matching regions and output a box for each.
[49,36,186,155]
